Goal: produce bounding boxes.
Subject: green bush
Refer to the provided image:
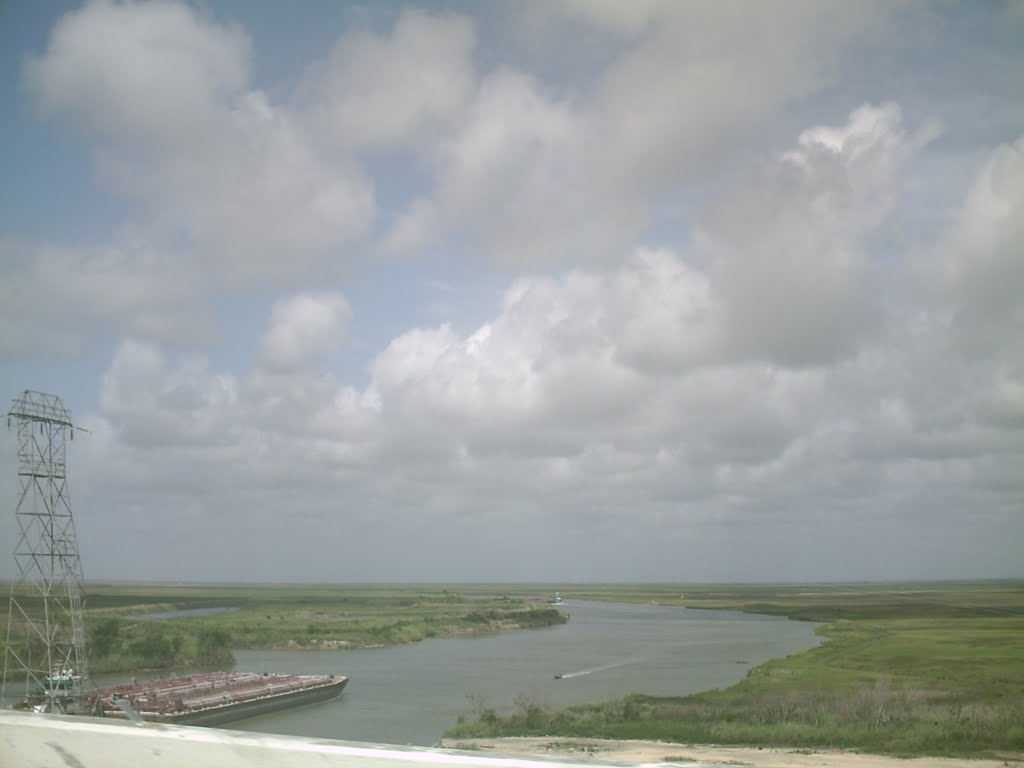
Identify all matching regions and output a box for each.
[89,618,120,657]
[128,632,174,667]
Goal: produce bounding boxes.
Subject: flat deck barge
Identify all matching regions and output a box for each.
[87,671,347,726]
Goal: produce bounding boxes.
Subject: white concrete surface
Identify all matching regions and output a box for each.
[0,710,709,768]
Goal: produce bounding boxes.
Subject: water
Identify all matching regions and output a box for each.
[131,607,239,620]
[223,601,820,746]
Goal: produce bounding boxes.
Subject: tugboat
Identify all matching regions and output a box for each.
[9,667,86,714]
[44,667,82,691]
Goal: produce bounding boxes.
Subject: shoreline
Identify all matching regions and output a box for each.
[439,585,1023,759]
[437,737,1022,768]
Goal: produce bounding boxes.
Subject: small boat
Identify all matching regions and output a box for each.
[44,668,82,691]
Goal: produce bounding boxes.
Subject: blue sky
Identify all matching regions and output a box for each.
[1,0,1022,583]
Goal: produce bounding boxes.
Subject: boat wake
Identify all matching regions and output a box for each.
[556,657,641,680]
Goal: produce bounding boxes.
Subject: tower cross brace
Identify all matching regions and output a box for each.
[2,390,90,712]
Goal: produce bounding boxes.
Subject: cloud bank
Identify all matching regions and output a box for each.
[0,0,1020,582]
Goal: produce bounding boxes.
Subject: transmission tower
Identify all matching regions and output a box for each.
[2,390,90,713]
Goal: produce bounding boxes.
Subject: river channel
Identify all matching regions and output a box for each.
[217,600,820,746]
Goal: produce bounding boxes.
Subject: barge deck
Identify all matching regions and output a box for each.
[87,671,348,725]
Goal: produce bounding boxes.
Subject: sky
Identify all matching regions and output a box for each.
[0,0,1022,584]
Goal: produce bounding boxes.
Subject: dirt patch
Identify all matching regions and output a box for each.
[437,737,1021,768]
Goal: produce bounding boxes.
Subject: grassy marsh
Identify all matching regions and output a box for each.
[2,583,567,675]
[446,582,1024,759]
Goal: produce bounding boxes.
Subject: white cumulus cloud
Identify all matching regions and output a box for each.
[25,0,251,147]
[25,0,375,284]
[699,103,936,366]
[259,293,353,372]
[303,9,476,151]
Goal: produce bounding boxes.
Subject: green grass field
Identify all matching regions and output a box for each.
[2,583,566,674]
[446,582,1024,759]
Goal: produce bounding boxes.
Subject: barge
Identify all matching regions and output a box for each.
[86,672,347,726]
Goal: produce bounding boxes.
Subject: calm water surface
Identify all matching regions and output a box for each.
[224,601,819,746]
[132,606,239,620]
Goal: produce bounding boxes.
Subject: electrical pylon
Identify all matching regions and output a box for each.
[2,390,90,712]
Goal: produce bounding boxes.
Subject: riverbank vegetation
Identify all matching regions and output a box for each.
[2,583,567,675]
[446,582,1024,760]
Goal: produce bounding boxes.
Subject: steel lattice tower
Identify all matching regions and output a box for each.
[2,390,90,712]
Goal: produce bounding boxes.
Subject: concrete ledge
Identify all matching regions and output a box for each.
[0,710,708,768]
